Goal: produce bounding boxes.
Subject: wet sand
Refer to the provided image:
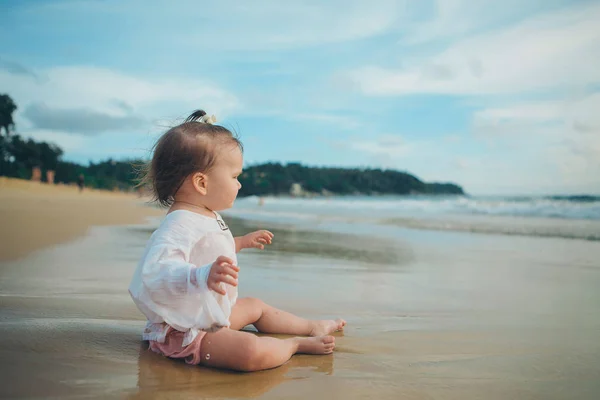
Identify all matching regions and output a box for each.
[1,195,600,399]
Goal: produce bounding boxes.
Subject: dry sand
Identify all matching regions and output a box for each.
[0,177,163,261]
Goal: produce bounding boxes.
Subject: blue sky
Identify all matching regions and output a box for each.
[1,0,599,195]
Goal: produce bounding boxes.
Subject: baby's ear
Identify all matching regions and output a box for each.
[191,172,208,195]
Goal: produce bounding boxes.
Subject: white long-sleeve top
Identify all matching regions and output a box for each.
[129,209,238,347]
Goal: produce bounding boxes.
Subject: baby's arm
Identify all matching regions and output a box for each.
[234,230,274,252]
[140,244,237,297]
[142,247,212,296]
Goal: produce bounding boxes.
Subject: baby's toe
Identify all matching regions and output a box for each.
[323,335,335,344]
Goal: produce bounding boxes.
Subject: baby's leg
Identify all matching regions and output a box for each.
[200,328,335,372]
[230,297,346,336]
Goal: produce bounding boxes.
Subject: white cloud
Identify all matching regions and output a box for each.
[20,0,403,51]
[453,157,480,169]
[403,0,560,44]
[474,101,564,125]
[473,92,600,190]
[443,134,463,143]
[0,63,240,159]
[342,1,600,95]
[341,97,600,193]
[283,113,361,130]
[350,135,415,158]
[0,65,240,144]
[1,66,239,118]
[22,130,87,153]
[473,93,600,136]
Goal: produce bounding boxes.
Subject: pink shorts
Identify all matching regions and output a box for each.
[148,327,207,365]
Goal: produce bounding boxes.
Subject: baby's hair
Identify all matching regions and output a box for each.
[139,110,243,207]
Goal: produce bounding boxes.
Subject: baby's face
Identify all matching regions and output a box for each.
[205,145,243,211]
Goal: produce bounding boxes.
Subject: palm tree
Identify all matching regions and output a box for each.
[0,94,17,136]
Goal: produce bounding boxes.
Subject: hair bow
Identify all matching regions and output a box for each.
[200,114,217,124]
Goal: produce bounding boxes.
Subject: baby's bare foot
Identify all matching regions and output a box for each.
[295,336,335,355]
[309,319,346,336]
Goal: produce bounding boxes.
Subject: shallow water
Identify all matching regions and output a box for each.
[1,215,600,399]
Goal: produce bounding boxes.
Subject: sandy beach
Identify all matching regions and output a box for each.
[1,182,600,399]
[0,177,163,261]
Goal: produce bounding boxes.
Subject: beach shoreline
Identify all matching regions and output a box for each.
[0,177,164,261]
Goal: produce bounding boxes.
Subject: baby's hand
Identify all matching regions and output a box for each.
[243,230,274,250]
[208,256,239,295]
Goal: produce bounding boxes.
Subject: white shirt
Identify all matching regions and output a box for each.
[129,209,238,346]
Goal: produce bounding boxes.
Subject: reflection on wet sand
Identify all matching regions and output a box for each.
[131,340,334,399]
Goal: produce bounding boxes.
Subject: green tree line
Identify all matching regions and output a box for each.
[0,132,141,191]
[237,162,464,196]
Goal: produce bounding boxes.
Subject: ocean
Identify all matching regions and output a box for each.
[226,195,600,241]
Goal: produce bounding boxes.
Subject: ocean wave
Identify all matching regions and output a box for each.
[230,195,600,241]
[235,195,600,220]
[544,195,600,203]
[380,216,600,242]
